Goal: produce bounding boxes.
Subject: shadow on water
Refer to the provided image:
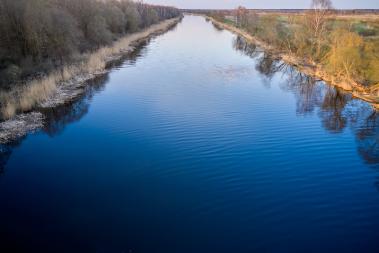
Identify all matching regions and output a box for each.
[41,74,108,137]
[0,18,183,172]
[208,19,225,32]
[0,39,149,173]
[237,34,379,191]
[0,137,24,175]
[42,39,151,137]
[0,145,11,174]
[234,36,379,170]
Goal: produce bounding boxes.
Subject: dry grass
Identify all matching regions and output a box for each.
[335,14,379,21]
[0,75,58,119]
[0,17,179,120]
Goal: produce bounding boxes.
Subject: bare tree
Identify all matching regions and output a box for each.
[235,6,248,28]
[306,0,334,59]
[310,0,333,35]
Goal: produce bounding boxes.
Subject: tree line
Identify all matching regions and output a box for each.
[210,0,379,89]
[0,0,181,87]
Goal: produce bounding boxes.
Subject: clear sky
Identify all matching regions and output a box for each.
[144,0,379,9]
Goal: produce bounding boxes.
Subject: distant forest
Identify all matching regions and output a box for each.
[0,0,181,87]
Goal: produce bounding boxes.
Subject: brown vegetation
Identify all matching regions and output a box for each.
[0,0,181,88]
[0,17,180,120]
[0,0,181,119]
[208,0,379,102]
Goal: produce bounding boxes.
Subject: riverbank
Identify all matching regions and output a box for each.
[207,16,379,108]
[0,17,181,144]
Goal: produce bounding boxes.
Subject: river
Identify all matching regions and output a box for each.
[0,15,379,253]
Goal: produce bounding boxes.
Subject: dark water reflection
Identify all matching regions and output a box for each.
[1,15,379,253]
[0,41,149,171]
[0,145,11,174]
[42,40,149,137]
[235,35,379,196]
[235,35,379,165]
[42,75,109,137]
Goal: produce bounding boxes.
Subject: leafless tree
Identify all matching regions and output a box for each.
[306,0,334,59]
[235,6,248,28]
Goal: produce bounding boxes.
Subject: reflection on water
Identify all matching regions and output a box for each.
[356,112,379,164]
[42,40,149,137]
[0,16,379,253]
[42,75,108,137]
[0,27,378,171]
[234,36,379,166]
[233,36,260,58]
[282,69,324,114]
[0,33,377,174]
[0,33,378,170]
[0,41,149,171]
[0,145,11,174]
[319,88,349,133]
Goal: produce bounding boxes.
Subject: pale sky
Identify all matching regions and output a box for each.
[144,0,379,9]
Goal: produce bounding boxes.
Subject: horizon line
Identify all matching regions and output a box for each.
[179,8,379,10]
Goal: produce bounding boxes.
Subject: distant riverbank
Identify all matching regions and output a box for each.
[0,17,181,144]
[207,16,379,109]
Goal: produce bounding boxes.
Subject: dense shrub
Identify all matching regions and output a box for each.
[326,29,365,82]
[210,0,379,88]
[0,0,181,86]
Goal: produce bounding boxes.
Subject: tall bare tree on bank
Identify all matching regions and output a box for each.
[235,6,248,28]
[306,0,334,60]
[233,6,259,35]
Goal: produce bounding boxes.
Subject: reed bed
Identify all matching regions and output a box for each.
[0,18,179,120]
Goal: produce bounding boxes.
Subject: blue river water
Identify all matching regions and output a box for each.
[1,15,379,253]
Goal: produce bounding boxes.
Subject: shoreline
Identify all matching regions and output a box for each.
[0,17,182,144]
[207,16,379,109]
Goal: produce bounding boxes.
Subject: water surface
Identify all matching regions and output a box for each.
[1,15,379,253]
